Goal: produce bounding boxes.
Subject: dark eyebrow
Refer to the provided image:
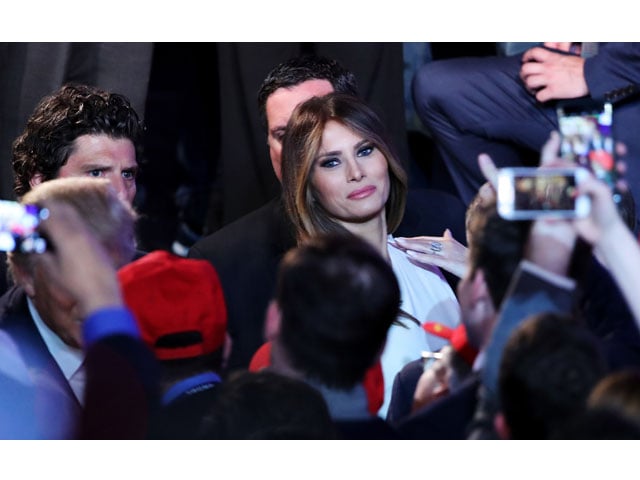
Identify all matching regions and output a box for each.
[82,163,111,171]
[318,150,341,159]
[317,139,370,159]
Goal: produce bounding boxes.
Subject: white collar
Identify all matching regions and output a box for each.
[27,297,84,402]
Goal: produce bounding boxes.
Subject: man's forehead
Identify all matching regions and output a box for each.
[266,79,335,129]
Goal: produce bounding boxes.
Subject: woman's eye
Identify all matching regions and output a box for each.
[320,157,340,168]
[357,145,374,157]
[88,169,103,177]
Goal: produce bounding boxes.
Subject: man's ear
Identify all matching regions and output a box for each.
[10,259,36,297]
[29,173,45,190]
[470,269,490,304]
[466,268,497,348]
[494,411,511,440]
[264,300,282,342]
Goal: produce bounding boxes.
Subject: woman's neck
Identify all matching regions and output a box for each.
[340,213,390,261]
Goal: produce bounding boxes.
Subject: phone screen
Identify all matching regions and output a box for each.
[0,200,47,253]
[557,99,616,189]
[497,167,590,220]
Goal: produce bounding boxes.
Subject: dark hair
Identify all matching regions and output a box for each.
[276,233,400,389]
[588,368,640,427]
[551,407,640,439]
[466,196,532,309]
[281,93,407,242]
[12,83,144,198]
[200,370,336,439]
[498,312,607,439]
[257,54,358,127]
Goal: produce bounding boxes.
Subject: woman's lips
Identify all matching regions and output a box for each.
[348,185,376,199]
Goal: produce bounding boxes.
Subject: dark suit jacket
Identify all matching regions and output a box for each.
[386,358,423,424]
[335,417,400,440]
[0,286,81,431]
[396,374,480,440]
[188,197,296,371]
[0,285,160,439]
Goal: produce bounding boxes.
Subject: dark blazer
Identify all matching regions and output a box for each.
[188,197,296,371]
[396,374,480,440]
[386,358,423,424]
[0,286,160,439]
[334,417,400,440]
[0,286,80,417]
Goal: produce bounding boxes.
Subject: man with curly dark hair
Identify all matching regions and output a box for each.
[11,83,144,206]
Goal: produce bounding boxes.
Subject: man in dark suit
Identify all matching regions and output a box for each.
[413,42,640,229]
[16,193,158,439]
[188,55,358,372]
[0,177,140,438]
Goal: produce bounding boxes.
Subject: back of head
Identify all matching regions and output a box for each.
[465,194,532,310]
[257,54,358,125]
[12,83,144,198]
[275,233,400,389]
[10,177,137,272]
[118,250,228,381]
[498,312,607,439]
[200,370,336,439]
[281,92,407,242]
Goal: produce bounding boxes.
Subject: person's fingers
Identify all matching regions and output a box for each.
[443,228,452,239]
[540,131,562,166]
[521,46,547,63]
[478,153,499,189]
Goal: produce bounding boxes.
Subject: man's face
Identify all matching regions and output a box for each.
[265,79,334,182]
[57,134,138,205]
[19,238,125,349]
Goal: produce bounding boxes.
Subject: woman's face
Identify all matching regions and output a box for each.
[310,120,390,226]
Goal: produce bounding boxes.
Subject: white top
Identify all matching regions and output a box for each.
[378,235,461,418]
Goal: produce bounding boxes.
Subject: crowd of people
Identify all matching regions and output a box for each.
[1,42,640,441]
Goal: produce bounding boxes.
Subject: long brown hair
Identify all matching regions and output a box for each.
[281,93,407,243]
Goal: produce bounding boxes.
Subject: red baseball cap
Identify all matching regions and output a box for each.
[118,250,227,361]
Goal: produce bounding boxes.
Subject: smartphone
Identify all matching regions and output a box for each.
[557,98,618,192]
[0,200,48,253]
[497,167,591,220]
